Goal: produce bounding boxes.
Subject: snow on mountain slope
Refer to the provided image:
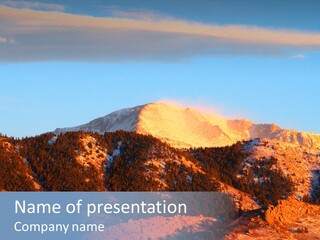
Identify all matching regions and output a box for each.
[136,103,235,148]
[226,196,320,240]
[243,138,320,199]
[55,102,320,149]
[89,215,217,240]
[76,134,107,182]
[55,105,144,134]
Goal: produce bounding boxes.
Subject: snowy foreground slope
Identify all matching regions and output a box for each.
[55,102,320,149]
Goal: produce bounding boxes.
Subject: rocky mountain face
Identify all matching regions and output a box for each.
[55,102,320,149]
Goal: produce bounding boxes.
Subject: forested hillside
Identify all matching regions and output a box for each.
[0,131,303,207]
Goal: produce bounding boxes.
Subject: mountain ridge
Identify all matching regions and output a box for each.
[55,102,320,149]
[1,130,319,238]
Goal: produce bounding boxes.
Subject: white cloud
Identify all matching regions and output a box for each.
[2,0,64,12]
[110,9,169,21]
[0,36,7,43]
[291,54,306,59]
[0,36,15,43]
[0,6,320,62]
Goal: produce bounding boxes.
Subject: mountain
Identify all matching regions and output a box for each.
[55,102,320,149]
[225,196,320,239]
[2,102,320,237]
[0,133,291,199]
[1,130,319,238]
[0,136,40,191]
[3,131,319,203]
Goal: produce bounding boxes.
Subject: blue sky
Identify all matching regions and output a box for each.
[1,0,320,137]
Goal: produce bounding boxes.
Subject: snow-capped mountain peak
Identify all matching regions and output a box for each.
[55,102,320,149]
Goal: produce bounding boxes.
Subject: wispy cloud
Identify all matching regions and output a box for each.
[0,36,15,44]
[0,36,8,43]
[1,6,320,62]
[110,9,169,21]
[2,0,64,11]
[291,54,306,59]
